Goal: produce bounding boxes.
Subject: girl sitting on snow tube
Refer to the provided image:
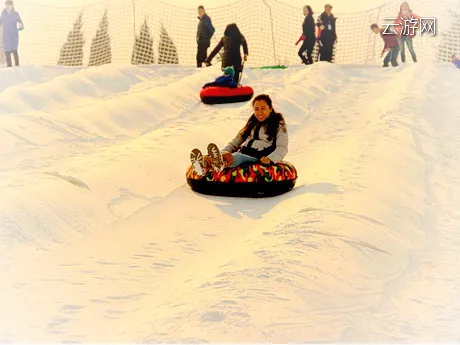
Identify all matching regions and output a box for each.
[187,94,297,197]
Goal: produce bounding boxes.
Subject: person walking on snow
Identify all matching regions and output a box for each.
[316,3,337,62]
[394,2,420,63]
[196,5,215,68]
[205,23,248,83]
[295,5,316,65]
[371,23,400,67]
[0,0,23,67]
[190,94,289,176]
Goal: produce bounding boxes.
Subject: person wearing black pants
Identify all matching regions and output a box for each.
[296,5,316,65]
[5,49,19,67]
[205,23,249,84]
[316,4,337,62]
[197,41,209,68]
[196,5,215,68]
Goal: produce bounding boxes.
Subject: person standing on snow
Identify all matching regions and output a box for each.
[295,5,316,65]
[394,2,420,63]
[196,5,215,68]
[316,3,337,62]
[452,54,460,69]
[0,0,23,67]
[205,23,248,83]
[371,23,400,67]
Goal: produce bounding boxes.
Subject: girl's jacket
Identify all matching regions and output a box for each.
[222,119,288,163]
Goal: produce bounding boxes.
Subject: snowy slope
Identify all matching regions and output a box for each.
[1,62,460,343]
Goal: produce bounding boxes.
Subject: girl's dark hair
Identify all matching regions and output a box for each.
[224,23,241,38]
[224,23,242,47]
[305,5,314,15]
[239,94,286,141]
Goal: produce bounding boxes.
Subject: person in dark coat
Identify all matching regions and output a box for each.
[295,5,316,65]
[0,0,23,67]
[316,3,337,62]
[196,5,215,68]
[205,23,248,83]
[371,23,400,67]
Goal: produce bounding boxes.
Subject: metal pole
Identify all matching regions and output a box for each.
[261,0,278,65]
[132,0,136,39]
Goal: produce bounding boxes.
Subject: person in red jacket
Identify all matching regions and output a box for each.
[371,23,400,67]
[394,2,420,63]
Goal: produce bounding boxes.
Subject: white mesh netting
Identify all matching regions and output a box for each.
[1,0,459,67]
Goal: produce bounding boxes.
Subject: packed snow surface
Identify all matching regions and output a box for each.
[1,62,460,342]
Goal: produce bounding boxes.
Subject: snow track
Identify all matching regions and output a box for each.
[1,62,459,342]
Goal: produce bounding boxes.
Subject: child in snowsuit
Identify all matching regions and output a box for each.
[371,23,400,67]
[190,94,289,176]
[452,54,460,69]
[202,66,239,88]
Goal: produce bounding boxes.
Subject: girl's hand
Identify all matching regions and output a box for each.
[260,157,271,164]
[244,54,248,61]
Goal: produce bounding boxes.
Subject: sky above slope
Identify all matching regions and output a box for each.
[25,0,386,13]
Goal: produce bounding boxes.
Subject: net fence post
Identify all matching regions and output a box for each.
[261,0,277,65]
[132,0,136,41]
[374,6,382,64]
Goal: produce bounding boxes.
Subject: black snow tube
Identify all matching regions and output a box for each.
[186,161,298,198]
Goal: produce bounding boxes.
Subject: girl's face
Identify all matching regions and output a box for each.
[303,7,309,16]
[401,3,410,12]
[253,100,272,122]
